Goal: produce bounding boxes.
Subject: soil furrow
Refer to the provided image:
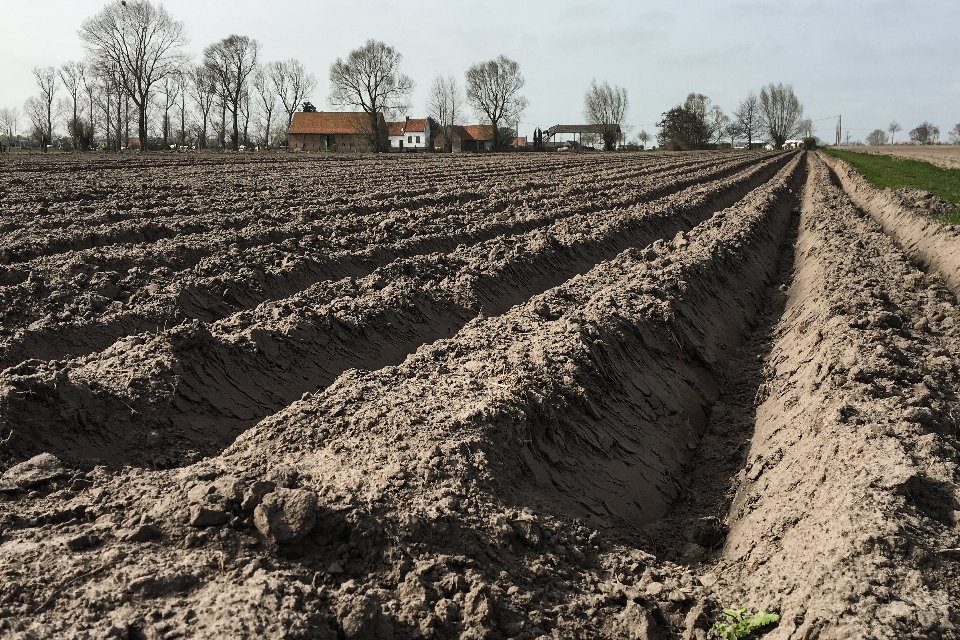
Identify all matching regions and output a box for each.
[712,153,960,637]
[0,153,783,370]
[0,153,699,242]
[0,152,803,639]
[0,152,750,267]
[821,151,960,297]
[0,153,797,468]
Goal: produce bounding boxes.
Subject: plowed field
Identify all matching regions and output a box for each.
[0,151,958,639]
[846,145,960,170]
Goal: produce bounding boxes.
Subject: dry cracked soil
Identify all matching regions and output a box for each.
[0,150,958,640]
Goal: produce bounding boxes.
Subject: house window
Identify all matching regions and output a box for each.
[408,136,412,143]
[416,136,421,144]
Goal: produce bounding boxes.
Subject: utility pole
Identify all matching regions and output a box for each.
[836,115,841,146]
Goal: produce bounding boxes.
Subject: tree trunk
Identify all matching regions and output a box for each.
[231,104,240,151]
[136,92,148,152]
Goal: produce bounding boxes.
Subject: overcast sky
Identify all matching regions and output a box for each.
[2,0,958,142]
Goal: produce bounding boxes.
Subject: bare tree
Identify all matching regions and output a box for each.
[732,91,761,149]
[24,96,48,149]
[465,55,528,150]
[582,80,628,151]
[909,121,940,144]
[270,59,317,136]
[723,122,740,147]
[79,0,188,151]
[240,87,253,147]
[173,72,189,145]
[88,60,114,150]
[31,66,58,152]
[82,68,99,148]
[186,64,216,149]
[203,34,260,150]
[949,123,960,145]
[758,83,804,149]
[59,61,86,150]
[888,121,902,144]
[426,73,465,152]
[708,105,730,145]
[0,107,20,147]
[637,130,650,149]
[329,40,413,152]
[252,67,277,148]
[865,129,887,146]
[160,72,181,148]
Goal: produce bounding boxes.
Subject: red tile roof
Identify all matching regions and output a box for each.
[387,121,405,137]
[454,124,494,141]
[404,118,428,133]
[288,111,383,135]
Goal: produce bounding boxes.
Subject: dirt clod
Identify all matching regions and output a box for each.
[253,487,318,544]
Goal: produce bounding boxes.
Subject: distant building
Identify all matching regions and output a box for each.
[514,136,527,147]
[450,125,494,152]
[545,124,620,147]
[387,117,431,151]
[287,111,385,152]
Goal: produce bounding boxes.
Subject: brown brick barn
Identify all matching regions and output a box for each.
[287,111,386,152]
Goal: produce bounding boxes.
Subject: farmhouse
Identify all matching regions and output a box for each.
[387,117,431,151]
[287,111,385,152]
[449,125,494,152]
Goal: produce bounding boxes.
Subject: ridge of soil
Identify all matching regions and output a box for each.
[0,153,793,470]
[0,152,804,639]
[821,152,960,295]
[716,154,960,638]
[3,150,958,639]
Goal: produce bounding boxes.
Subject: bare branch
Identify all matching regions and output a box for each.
[758,83,804,150]
[328,40,413,152]
[79,0,188,150]
[583,80,628,151]
[465,55,528,150]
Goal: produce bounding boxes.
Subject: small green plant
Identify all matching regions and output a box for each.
[710,607,780,639]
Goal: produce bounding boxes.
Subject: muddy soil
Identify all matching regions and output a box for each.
[1,151,958,639]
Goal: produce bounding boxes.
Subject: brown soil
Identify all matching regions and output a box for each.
[843,145,960,170]
[0,151,958,640]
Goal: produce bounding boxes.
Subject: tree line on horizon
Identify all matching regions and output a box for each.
[860,122,960,147]
[3,0,953,154]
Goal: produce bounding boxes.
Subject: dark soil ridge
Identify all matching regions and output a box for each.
[0,154,797,469]
[714,154,960,638]
[0,152,691,280]
[0,153,732,263]
[0,154,803,639]
[0,154,786,370]
[821,151,960,299]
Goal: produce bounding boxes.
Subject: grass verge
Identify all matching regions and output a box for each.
[824,148,960,223]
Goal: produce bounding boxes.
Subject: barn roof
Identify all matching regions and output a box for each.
[454,124,494,141]
[289,111,383,135]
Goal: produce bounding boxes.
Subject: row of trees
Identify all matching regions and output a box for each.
[656,84,810,151]
[330,43,531,153]
[16,0,946,154]
[6,0,317,152]
[864,121,960,146]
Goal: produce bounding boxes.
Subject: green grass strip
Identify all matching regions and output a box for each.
[824,148,960,223]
